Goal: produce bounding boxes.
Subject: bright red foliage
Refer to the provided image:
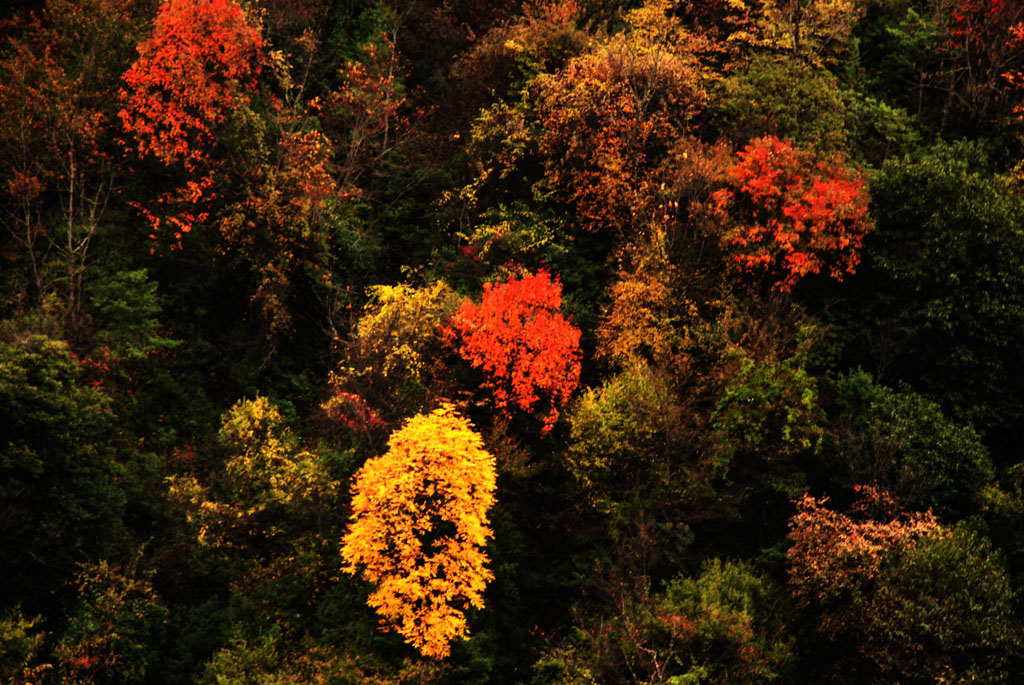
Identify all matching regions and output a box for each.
[118,0,263,247]
[119,0,263,171]
[445,270,581,433]
[713,135,872,291]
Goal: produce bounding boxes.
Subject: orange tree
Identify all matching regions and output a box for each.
[535,0,709,234]
[341,404,497,659]
[444,269,581,434]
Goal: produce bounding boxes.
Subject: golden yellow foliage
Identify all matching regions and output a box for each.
[351,281,459,383]
[341,404,497,659]
[327,280,460,421]
[758,0,864,63]
[597,226,698,370]
[167,396,337,549]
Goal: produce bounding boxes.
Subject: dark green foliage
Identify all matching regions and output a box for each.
[89,269,179,363]
[832,369,995,519]
[834,141,1024,440]
[708,329,825,546]
[55,559,168,683]
[0,335,122,615]
[861,528,1023,683]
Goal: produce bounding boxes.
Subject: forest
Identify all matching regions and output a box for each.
[2,0,1024,682]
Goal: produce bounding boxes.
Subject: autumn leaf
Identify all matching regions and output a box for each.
[445,270,581,433]
[341,404,497,659]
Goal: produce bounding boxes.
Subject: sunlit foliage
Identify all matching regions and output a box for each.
[341,404,497,659]
[713,135,873,291]
[445,270,581,433]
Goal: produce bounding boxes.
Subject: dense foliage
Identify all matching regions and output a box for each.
[2,0,1024,681]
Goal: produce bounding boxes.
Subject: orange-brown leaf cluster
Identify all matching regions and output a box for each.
[787,485,944,637]
[536,1,708,232]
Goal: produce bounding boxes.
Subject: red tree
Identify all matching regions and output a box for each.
[713,135,872,291]
[120,0,262,170]
[445,270,581,433]
[118,0,263,244]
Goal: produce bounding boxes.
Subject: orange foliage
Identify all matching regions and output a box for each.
[119,0,263,245]
[1005,19,1024,118]
[536,0,709,232]
[341,405,497,659]
[713,135,872,291]
[787,485,943,638]
[445,270,581,433]
[119,0,262,171]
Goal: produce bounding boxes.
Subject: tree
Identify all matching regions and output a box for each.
[831,370,994,519]
[596,225,688,371]
[535,0,709,233]
[119,0,263,243]
[327,280,461,425]
[712,135,873,291]
[566,361,689,542]
[833,141,1024,434]
[539,559,794,683]
[167,396,337,554]
[658,559,794,683]
[0,0,142,331]
[120,0,262,171]
[714,54,850,153]
[55,559,168,684]
[787,487,1024,681]
[341,404,497,659]
[944,0,1024,130]
[0,335,122,617]
[1006,17,1024,119]
[758,0,865,63]
[445,270,581,433]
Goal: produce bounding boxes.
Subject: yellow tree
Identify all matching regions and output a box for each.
[341,404,497,659]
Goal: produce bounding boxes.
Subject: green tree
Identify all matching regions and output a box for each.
[833,141,1024,436]
[168,396,338,555]
[831,370,994,519]
[55,559,168,684]
[0,335,122,615]
[715,54,849,153]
